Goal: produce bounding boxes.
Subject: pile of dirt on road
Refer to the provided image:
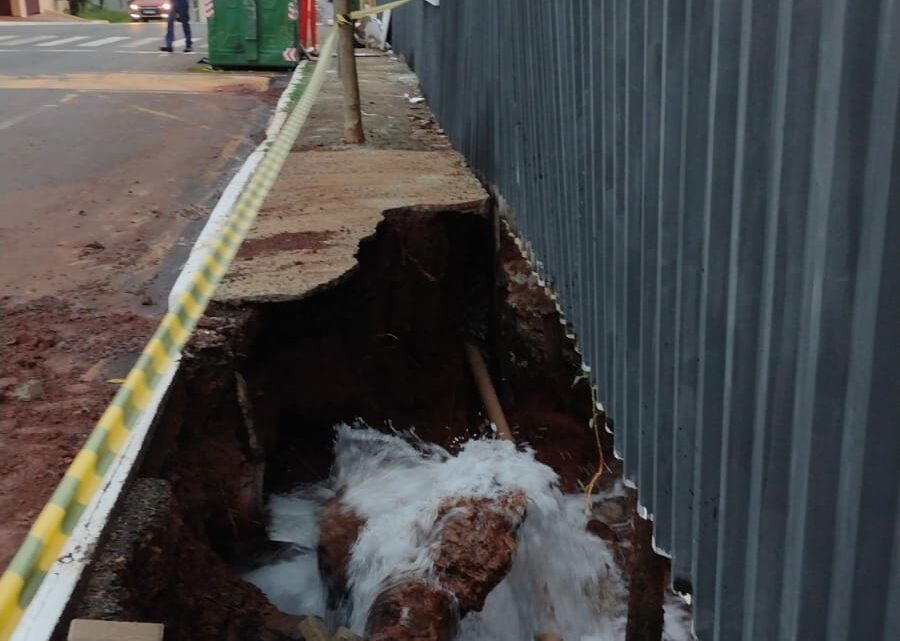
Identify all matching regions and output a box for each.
[0,295,154,567]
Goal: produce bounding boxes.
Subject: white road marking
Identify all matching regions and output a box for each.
[2,35,55,45]
[170,38,204,49]
[121,37,160,48]
[36,36,90,47]
[0,93,81,132]
[78,36,131,47]
[0,35,19,42]
[0,112,37,132]
[113,50,176,55]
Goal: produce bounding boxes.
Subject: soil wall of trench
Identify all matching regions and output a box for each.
[59,205,669,641]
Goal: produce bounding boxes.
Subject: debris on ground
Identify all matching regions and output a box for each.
[12,379,44,402]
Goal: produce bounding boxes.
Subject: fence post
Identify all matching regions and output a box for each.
[334,0,365,143]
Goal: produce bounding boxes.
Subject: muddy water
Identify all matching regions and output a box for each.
[245,426,628,640]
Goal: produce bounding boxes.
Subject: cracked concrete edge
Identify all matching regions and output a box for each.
[213,195,491,306]
[167,61,309,310]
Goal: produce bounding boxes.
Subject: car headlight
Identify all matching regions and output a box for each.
[161,2,171,9]
[129,3,138,9]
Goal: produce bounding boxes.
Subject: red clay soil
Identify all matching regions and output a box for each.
[237,231,336,260]
[0,295,154,567]
[317,491,527,640]
[317,495,366,603]
[495,221,622,494]
[432,492,527,613]
[367,581,457,641]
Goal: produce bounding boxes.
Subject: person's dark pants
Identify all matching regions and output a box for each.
[165,4,192,49]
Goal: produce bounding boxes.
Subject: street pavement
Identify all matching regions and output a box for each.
[0,21,208,75]
[0,20,284,567]
[0,20,277,304]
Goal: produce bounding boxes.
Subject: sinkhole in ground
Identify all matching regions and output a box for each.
[67,207,682,641]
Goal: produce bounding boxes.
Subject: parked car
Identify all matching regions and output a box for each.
[128,0,171,21]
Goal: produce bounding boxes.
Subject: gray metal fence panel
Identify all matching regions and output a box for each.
[391,1,900,640]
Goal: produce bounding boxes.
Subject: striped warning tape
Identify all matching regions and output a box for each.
[0,23,347,641]
[336,0,410,28]
[203,0,214,19]
[350,0,412,18]
[287,0,298,21]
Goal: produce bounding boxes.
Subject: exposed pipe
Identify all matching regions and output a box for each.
[463,342,514,442]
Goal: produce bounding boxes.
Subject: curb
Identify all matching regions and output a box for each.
[266,60,309,139]
[9,366,179,641]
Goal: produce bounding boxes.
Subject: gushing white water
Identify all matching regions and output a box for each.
[245,425,628,639]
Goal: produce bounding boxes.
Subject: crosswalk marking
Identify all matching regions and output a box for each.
[78,36,131,47]
[122,37,160,48]
[36,36,90,47]
[0,33,208,52]
[2,35,55,45]
[170,38,204,49]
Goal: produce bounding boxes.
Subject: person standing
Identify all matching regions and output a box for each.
[160,0,193,53]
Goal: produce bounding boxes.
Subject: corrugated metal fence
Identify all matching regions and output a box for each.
[391,1,899,639]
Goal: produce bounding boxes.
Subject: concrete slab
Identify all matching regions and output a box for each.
[68,619,164,641]
[216,148,487,304]
[213,51,489,305]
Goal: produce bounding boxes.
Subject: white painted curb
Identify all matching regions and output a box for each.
[11,364,179,641]
[167,60,308,309]
[13,61,310,641]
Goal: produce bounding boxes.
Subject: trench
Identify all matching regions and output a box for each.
[65,206,677,641]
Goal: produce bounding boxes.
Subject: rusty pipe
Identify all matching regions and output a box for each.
[464,342,514,442]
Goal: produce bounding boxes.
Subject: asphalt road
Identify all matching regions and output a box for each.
[0,21,285,567]
[0,21,279,304]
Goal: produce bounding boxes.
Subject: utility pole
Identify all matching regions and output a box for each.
[334,0,365,143]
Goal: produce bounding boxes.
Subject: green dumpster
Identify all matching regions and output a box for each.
[208,0,299,69]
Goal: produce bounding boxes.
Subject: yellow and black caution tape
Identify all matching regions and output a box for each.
[338,0,411,25]
[0,0,413,634]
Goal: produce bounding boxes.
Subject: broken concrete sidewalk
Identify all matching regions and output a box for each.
[215,54,488,305]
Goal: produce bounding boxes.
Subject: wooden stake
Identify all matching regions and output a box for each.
[334,0,365,143]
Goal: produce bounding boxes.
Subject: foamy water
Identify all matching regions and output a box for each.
[246,425,629,639]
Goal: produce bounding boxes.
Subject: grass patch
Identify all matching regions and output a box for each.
[281,71,310,112]
[186,63,225,73]
[79,5,132,22]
